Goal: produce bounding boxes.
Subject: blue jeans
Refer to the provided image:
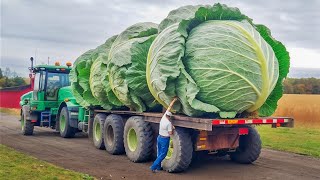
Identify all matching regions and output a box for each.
[150,135,170,170]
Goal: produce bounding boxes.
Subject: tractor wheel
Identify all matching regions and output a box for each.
[124,116,153,162]
[92,113,106,150]
[59,106,76,138]
[103,114,125,154]
[21,110,34,135]
[230,126,261,164]
[162,128,193,173]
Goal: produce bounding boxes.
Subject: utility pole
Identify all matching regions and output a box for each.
[48,57,50,65]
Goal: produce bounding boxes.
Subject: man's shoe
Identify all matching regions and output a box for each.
[151,169,156,173]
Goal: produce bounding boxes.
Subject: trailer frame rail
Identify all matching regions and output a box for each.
[93,110,294,131]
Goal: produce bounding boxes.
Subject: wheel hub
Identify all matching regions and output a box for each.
[106,125,114,146]
[127,127,138,152]
[94,121,101,142]
[21,115,25,130]
[60,115,66,132]
[165,138,173,159]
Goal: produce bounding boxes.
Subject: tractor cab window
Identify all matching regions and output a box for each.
[33,73,41,100]
[46,72,70,101]
[34,73,40,91]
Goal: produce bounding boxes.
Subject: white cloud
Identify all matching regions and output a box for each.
[1,0,320,77]
[288,47,320,68]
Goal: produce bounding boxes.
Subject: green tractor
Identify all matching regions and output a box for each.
[20,57,83,137]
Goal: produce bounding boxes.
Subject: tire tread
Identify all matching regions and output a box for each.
[230,126,261,164]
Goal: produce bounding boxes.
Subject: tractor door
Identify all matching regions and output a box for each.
[33,71,46,101]
[45,72,70,101]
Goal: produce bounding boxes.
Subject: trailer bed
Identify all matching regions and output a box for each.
[94,110,294,131]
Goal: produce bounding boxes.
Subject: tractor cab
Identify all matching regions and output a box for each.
[32,63,71,101]
[20,58,75,135]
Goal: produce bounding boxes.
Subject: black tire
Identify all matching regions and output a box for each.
[21,110,34,135]
[88,116,94,139]
[92,113,106,150]
[103,114,125,154]
[124,116,153,162]
[55,114,60,132]
[162,128,193,173]
[230,126,261,164]
[59,106,76,138]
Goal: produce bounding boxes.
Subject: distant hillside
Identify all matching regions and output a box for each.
[288,67,320,78]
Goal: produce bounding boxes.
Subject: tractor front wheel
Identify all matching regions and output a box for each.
[21,110,34,136]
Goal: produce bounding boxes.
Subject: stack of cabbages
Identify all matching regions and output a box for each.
[70,4,290,118]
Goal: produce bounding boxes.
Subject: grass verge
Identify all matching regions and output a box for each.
[257,126,320,158]
[0,144,94,180]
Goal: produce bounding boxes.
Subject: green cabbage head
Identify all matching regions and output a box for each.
[147,4,290,118]
[108,22,160,112]
[71,36,122,108]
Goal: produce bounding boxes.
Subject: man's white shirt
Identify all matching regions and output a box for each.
[159,111,172,137]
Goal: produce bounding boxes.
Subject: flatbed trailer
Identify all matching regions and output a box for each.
[76,108,294,172]
[19,61,295,173]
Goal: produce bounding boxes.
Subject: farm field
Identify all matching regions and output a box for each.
[273,94,320,128]
[0,108,20,115]
[257,94,320,157]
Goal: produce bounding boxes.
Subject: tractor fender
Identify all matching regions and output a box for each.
[57,101,80,129]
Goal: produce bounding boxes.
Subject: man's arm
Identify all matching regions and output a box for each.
[167,97,178,112]
[167,97,178,136]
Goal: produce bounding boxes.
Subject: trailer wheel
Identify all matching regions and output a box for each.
[124,116,153,162]
[21,110,34,135]
[88,116,94,139]
[92,113,106,150]
[103,114,125,154]
[230,126,261,164]
[162,128,193,173]
[59,106,76,138]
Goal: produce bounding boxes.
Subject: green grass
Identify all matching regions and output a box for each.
[257,126,320,157]
[0,144,94,180]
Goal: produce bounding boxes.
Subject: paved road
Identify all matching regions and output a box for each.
[1,112,320,180]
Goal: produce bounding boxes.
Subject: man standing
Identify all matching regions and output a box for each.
[150,98,177,172]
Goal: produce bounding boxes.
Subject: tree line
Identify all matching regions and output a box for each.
[0,68,27,89]
[283,78,320,94]
[0,66,319,94]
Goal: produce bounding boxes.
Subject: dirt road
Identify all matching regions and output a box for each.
[1,112,320,180]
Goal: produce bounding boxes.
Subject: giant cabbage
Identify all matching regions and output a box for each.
[108,22,161,112]
[70,49,95,108]
[89,35,124,110]
[71,36,123,108]
[147,3,290,118]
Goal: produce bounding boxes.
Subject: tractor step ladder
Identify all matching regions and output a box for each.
[40,111,51,127]
[83,110,91,132]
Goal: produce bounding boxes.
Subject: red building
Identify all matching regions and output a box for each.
[0,85,32,109]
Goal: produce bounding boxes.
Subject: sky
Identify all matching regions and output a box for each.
[1,0,320,77]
